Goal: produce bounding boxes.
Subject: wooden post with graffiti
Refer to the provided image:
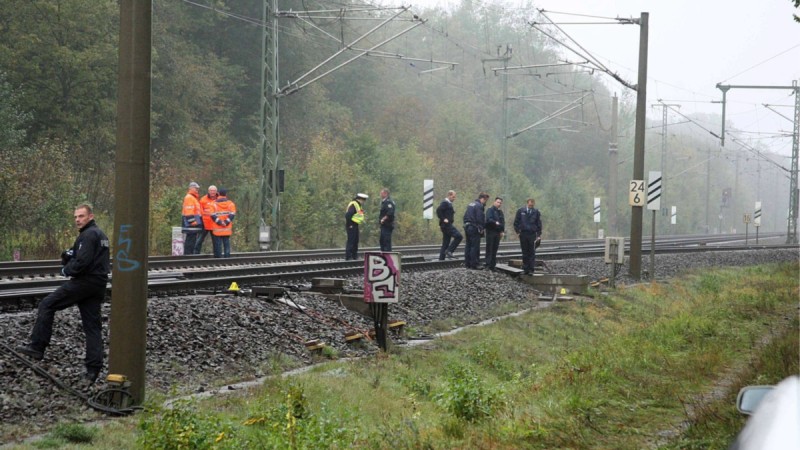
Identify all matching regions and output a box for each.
[364,252,401,351]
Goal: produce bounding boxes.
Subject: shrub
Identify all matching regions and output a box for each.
[434,363,501,422]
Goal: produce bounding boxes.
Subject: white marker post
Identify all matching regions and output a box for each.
[423,179,434,220]
[594,197,601,238]
[647,171,662,279]
[754,201,762,244]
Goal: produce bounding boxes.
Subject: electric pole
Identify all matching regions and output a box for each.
[260,0,280,250]
[629,12,649,280]
[608,95,618,236]
[654,102,680,230]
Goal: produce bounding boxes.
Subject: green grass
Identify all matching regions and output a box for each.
[5,261,798,449]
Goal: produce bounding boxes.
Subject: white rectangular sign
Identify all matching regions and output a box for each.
[629,180,645,206]
[593,197,601,223]
[754,201,762,226]
[647,171,662,211]
[671,206,677,225]
[364,252,401,303]
[423,179,434,220]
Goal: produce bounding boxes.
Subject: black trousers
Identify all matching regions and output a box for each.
[464,225,482,268]
[485,229,502,268]
[345,224,360,260]
[379,226,393,252]
[183,232,199,255]
[30,278,106,372]
[194,229,212,254]
[519,231,538,273]
[439,224,462,260]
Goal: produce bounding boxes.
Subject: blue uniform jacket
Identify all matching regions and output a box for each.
[436,199,455,227]
[513,207,542,237]
[62,220,111,284]
[463,199,485,233]
[485,206,505,232]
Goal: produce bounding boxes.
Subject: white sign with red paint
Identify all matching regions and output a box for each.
[364,252,401,303]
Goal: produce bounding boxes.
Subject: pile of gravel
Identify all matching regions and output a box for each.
[0,248,796,442]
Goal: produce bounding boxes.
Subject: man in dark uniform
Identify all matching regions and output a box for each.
[16,204,110,383]
[484,197,505,271]
[378,188,396,252]
[463,192,490,269]
[436,190,462,260]
[513,198,542,275]
[345,193,368,260]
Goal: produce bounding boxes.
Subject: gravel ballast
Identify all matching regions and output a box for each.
[0,248,797,442]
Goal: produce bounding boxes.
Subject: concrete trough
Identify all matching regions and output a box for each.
[520,273,589,295]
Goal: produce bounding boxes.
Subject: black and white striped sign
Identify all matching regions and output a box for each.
[593,197,601,223]
[754,201,762,226]
[647,171,662,211]
[423,179,434,219]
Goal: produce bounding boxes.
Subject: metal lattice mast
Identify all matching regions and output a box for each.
[260,0,280,249]
[789,80,799,243]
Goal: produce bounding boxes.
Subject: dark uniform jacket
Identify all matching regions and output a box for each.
[436,199,455,228]
[62,220,111,286]
[485,205,505,233]
[463,199,486,233]
[380,197,396,228]
[513,207,542,237]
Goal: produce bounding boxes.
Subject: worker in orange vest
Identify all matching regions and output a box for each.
[195,185,219,254]
[181,182,202,255]
[211,188,237,258]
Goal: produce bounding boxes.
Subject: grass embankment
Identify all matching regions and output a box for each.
[15,262,800,449]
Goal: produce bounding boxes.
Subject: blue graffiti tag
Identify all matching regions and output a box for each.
[115,224,141,272]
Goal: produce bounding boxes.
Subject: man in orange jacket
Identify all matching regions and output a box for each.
[211,188,236,258]
[195,185,219,254]
[182,182,203,255]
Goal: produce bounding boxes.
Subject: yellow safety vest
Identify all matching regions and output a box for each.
[347,200,365,224]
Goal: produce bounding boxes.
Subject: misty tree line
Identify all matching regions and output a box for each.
[0,0,779,259]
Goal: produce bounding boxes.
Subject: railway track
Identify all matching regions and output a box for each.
[0,233,791,311]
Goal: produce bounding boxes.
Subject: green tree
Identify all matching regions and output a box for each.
[0,0,118,208]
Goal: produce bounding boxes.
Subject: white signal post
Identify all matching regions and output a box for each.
[646,171,662,279]
[754,201,762,244]
[594,197,601,238]
[423,179,434,220]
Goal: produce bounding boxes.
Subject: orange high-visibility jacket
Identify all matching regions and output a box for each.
[182,190,202,232]
[199,194,218,230]
[212,197,237,236]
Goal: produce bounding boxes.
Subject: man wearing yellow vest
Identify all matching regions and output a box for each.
[345,193,368,260]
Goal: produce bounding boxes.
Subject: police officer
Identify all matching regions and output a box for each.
[378,188,396,252]
[16,204,110,383]
[345,193,368,260]
[436,190,462,260]
[484,197,505,270]
[513,198,542,275]
[463,192,489,269]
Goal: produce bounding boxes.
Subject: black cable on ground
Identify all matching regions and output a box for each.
[0,342,141,416]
